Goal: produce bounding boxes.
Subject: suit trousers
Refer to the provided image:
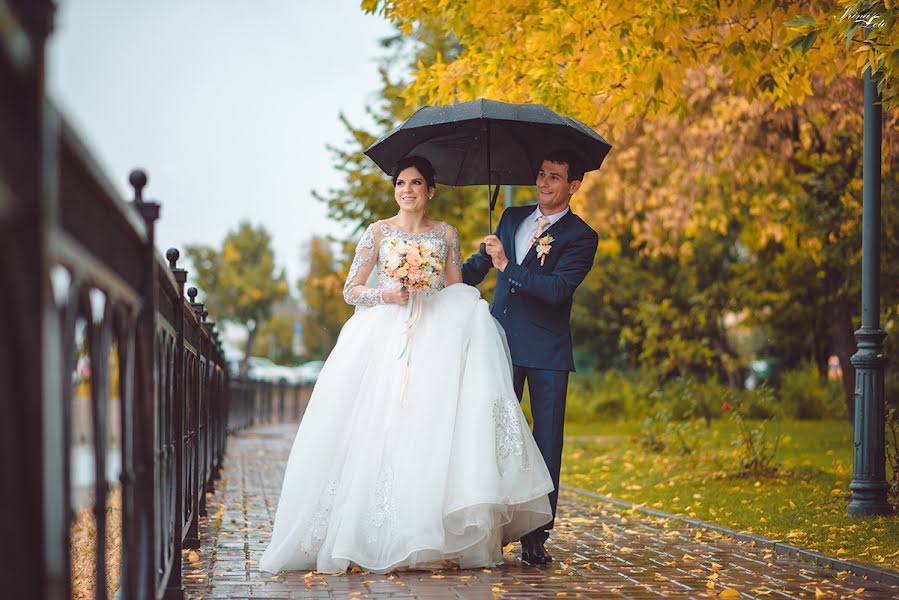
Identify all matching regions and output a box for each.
[512,364,569,544]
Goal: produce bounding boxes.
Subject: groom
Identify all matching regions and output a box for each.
[461,149,598,565]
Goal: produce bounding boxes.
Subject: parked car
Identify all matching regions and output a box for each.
[247,356,303,385]
[223,347,244,377]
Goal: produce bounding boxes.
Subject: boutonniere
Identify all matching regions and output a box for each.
[534,233,554,266]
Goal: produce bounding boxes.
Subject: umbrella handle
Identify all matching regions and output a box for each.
[482,181,501,257]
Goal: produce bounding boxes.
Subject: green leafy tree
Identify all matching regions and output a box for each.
[576,72,898,414]
[572,217,743,384]
[724,79,899,413]
[790,1,899,109]
[254,313,300,365]
[352,1,899,420]
[185,222,288,370]
[363,0,858,133]
[297,236,354,360]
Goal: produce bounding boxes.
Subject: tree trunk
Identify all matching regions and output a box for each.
[828,294,857,420]
[715,338,741,388]
[812,321,830,378]
[241,323,259,376]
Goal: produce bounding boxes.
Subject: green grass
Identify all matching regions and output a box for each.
[559,419,899,571]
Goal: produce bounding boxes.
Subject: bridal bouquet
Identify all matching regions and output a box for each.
[383,240,444,406]
[383,241,444,293]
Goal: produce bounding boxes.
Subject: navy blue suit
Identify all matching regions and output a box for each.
[461,204,598,543]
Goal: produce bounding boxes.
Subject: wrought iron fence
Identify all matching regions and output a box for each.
[0,3,311,598]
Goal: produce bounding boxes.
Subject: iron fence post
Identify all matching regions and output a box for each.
[1,2,61,598]
[164,248,187,599]
[129,169,162,595]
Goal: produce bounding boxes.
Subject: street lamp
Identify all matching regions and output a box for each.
[847,27,892,517]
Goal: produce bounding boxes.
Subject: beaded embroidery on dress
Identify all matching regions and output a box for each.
[259,220,553,574]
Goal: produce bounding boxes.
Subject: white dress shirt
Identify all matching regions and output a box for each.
[513,206,569,264]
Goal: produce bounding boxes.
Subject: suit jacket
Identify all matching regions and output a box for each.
[461,205,598,371]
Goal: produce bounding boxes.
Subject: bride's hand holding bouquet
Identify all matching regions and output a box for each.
[382,287,410,305]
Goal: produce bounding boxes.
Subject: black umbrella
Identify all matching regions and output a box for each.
[364,99,612,238]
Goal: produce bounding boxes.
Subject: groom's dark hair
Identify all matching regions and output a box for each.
[544,149,585,183]
[392,155,437,189]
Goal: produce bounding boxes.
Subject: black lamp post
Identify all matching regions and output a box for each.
[848,28,893,517]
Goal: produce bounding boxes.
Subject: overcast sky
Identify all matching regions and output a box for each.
[46,0,396,291]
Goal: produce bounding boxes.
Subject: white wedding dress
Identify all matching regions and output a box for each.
[258,220,553,574]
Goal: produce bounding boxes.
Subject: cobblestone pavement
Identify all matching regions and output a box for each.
[182,424,899,599]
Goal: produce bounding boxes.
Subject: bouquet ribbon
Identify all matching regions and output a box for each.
[397,291,422,407]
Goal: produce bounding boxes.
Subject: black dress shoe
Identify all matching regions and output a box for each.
[520,538,538,565]
[531,540,552,564]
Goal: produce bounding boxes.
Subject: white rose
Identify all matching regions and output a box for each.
[385,254,402,269]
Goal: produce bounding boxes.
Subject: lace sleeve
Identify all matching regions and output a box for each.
[444,224,462,286]
[343,223,384,306]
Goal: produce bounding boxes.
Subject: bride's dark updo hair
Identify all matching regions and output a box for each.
[392,155,437,189]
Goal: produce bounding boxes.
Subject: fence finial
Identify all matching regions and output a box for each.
[166,248,180,269]
[129,169,148,203]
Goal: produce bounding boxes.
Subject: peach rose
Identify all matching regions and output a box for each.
[406,251,422,268]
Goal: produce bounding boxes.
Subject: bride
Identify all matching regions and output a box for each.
[258,156,553,574]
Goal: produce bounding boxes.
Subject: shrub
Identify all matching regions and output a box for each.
[638,408,704,455]
[563,363,851,426]
[730,409,781,476]
[564,368,656,423]
[639,410,669,453]
[885,366,899,413]
[728,385,781,420]
[778,362,846,420]
[887,407,899,500]
[648,376,732,425]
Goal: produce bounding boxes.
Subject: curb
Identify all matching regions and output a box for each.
[560,484,899,587]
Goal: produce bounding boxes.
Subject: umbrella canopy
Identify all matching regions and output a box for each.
[364,99,612,187]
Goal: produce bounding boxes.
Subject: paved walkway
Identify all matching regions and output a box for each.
[183,424,899,599]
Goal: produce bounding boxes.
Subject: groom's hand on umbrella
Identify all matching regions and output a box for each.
[484,236,509,272]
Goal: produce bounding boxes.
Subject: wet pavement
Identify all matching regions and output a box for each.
[182,423,899,599]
